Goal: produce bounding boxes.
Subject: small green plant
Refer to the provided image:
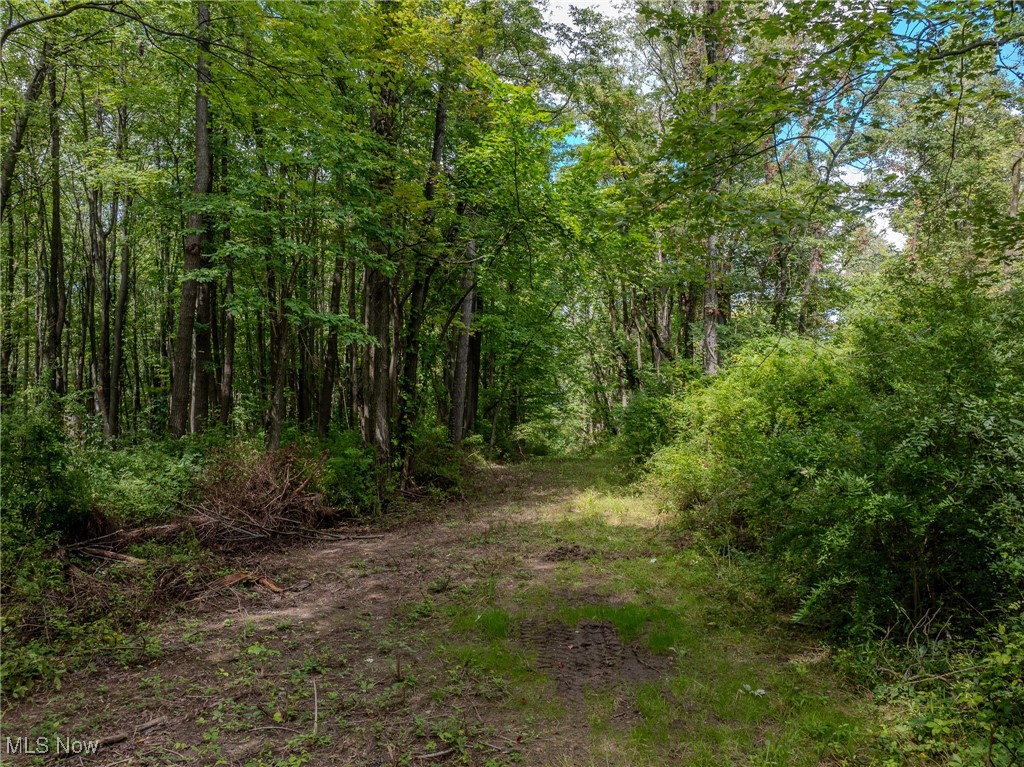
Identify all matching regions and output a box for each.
[317,428,377,512]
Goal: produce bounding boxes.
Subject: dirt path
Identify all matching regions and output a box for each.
[1,458,877,766]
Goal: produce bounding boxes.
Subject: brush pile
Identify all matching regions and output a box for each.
[66,448,335,555]
[185,448,333,551]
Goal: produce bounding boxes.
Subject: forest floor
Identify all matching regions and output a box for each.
[2,457,881,766]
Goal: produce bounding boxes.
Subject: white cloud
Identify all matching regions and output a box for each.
[870,209,907,250]
[839,165,906,250]
[543,0,628,29]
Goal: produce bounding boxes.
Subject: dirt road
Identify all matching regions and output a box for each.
[2,458,876,766]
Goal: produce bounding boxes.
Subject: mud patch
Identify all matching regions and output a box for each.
[519,619,671,703]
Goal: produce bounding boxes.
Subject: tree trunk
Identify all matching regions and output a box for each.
[1010,141,1022,218]
[109,197,131,437]
[770,240,791,329]
[108,106,132,437]
[364,266,392,457]
[43,61,67,394]
[170,2,212,438]
[362,58,398,461]
[701,234,719,376]
[318,250,345,437]
[450,256,475,444]
[347,256,358,429]
[1,218,16,401]
[266,285,289,450]
[86,162,115,432]
[218,145,234,427]
[798,224,823,334]
[192,278,213,430]
[398,85,447,476]
[1,41,50,224]
[681,280,699,360]
[700,0,723,376]
[220,262,235,426]
[465,292,482,436]
[297,316,314,426]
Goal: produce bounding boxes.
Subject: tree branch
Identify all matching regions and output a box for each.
[926,32,1024,61]
[1,1,122,50]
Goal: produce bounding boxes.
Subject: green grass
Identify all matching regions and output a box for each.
[3,455,882,766]
[432,458,879,765]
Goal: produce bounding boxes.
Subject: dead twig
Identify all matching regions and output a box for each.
[415,748,455,760]
[79,547,146,564]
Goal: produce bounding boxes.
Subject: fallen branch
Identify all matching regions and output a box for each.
[80,547,146,565]
[67,521,192,550]
[194,571,284,599]
[416,748,455,760]
[134,716,169,734]
[257,577,285,594]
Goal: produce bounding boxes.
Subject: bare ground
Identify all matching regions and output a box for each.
[0,458,876,767]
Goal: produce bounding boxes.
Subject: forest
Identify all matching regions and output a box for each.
[1,0,1022,765]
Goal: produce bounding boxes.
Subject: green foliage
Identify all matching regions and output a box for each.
[317,429,378,511]
[0,403,213,700]
[615,393,675,465]
[838,610,1024,766]
[0,529,213,700]
[652,259,1024,636]
[408,423,464,490]
[0,392,90,542]
[81,440,207,523]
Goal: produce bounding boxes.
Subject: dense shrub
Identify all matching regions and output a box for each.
[838,611,1024,766]
[317,428,378,511]
[652,259,1024,637]
[1,391,90,543]
[615,393,675,464]
[82,440,208,524]
[408,423,466,489]
[0,404,215,699]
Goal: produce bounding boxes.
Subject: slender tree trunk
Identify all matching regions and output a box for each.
[700,0,723,376]
[192,278,213,430]
[214,140,233,426]
[346,256,358,429]
[87,169,116,432]
[131,258,142,429]
[364,266,392,456]
[770,241,790,328]
[1009,140,1022,218]
[1,41,50,224]
[465,292,482,436]
[398,85,447,476]
[43,61,67,394]
[318,250,345,437]
[701,234,719,376]
[680,280,698,360]
[1,218,16,401]
[267,285,289,450]
[297,315,314,426]
[220,262,234,426]
[109,106,131,437]
[450,255,475,444]
[362,60,398,461]
[23,211,32,390]
[22,211,31,391]
[76,215,90,393]
[109,196,131,437]
[798,224,823,334]
[170,2,212,438]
